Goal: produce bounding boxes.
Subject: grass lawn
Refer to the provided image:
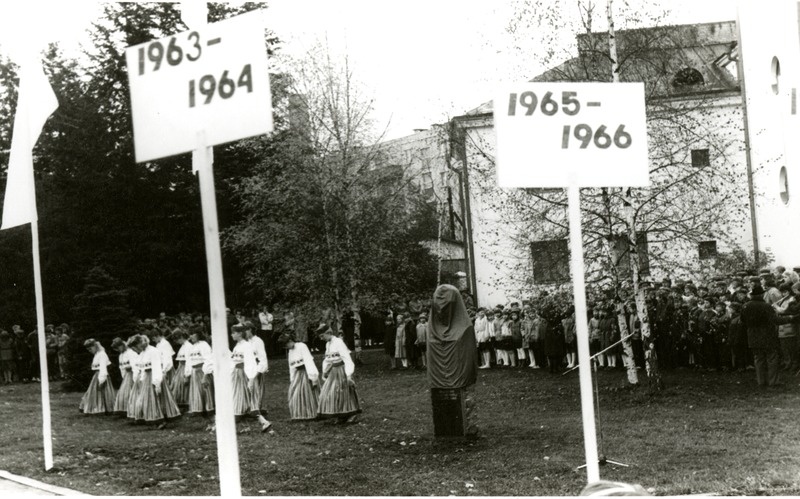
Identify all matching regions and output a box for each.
[2,348,800,496]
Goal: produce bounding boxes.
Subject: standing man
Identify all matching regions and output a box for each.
[741,284,796,387]
[258,305,274,355]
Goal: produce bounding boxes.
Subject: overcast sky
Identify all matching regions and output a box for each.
[0,0,739,140]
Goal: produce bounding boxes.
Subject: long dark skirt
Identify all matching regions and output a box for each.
[288,366,320,420]
[318,363,361,418]
[79,371,116,415]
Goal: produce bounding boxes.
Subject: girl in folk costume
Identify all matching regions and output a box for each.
[473,309,491,369]
[394,314,408,368]
[112,337,136,416]
[126,336,143,420]
[415,313,428,368]
[230,325,272,432]
[317,326,362,423]
[244,322,272,430]
[79,339,117,414]
[151,328,176,386]
[184,326,215,419]
[130,334,181,427]
[277,332,320,420]
[170,329,191,408]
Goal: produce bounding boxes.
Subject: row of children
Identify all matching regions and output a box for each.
[78,322,362,430]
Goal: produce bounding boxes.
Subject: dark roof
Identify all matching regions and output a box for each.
[466,21,739,116]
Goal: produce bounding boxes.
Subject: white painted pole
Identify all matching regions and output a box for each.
[567,184,600,483]
[30,219,53,471]
[194,132,241,497]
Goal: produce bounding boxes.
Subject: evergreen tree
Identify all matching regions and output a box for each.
[63,265,137,390]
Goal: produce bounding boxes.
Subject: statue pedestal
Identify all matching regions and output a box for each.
[431,388,466,438]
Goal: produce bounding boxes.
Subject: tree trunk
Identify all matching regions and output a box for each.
[623,190,662,390]
[606,0,645,387]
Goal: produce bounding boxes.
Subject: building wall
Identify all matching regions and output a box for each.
[377,126,467,259]
[459,92,752,306]
[738,0,800,269]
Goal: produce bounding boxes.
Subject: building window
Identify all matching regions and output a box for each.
[780,166,789,204]
[691,148,710,167]
[530,239,570,284]
[672,67,704,88]
[698,240,718,260]
[771,56,781,95]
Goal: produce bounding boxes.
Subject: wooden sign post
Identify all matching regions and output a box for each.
[125,10,273,496]
[494,82,649,484]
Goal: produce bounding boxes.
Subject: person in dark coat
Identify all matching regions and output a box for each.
[341,311,356,351]
[404,315,418,368]
[741,284,797,387]
[543,316,565,373]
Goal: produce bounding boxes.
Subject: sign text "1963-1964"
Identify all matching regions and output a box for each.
[137,33,253,108]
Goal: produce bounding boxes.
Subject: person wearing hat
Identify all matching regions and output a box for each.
[741,284,797,387]
[317,326,362,423]
[773,283,800,372]
[760,275,782,306]
[727,302,747,371]
[277,332,320,421]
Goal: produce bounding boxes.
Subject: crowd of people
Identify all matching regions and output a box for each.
[0,324,72,384]
[376,266,800,388]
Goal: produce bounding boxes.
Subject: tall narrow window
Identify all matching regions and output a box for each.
[780,166,790,204]
[771,56,781,95]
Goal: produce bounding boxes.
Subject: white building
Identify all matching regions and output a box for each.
[381,20,795,308]
[737,0,800,269]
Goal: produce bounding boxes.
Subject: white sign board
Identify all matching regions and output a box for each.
[126,10,273,162]
[494,82,649,187]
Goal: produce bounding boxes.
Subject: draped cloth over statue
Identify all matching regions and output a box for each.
[426,284,478,437]
[427,284,477,389]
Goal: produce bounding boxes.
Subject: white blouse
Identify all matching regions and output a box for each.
[249,335,269,374]
[287,342,319,383]
[184,341,212,377]
[322,336,354,378]
[91,350,111,384]
[231,340,257,380]
[117,349,135,377]
[156,338,175,372]
[175,341,191,363]
[135,345,164,386]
